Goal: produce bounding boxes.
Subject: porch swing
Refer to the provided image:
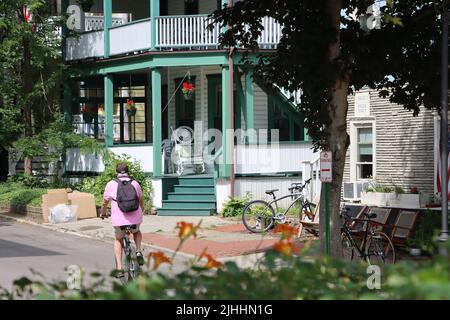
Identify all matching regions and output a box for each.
[162,71,205,176]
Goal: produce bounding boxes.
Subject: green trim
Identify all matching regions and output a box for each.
[152,68,162,177]
[104,75,114,147]
[63,82,73,123]
[78,52,228,76]
[61,0,69,62]
[244,70,255,142]
[221,66,231,178]
[150,0,160,50]
[109,18,151,30]
[103,0,112,58]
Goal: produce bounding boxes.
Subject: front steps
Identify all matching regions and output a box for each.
[157,176,216,216]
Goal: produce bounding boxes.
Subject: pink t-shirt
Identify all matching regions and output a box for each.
[103,178,143,227]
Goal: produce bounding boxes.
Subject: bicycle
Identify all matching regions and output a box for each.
[242,178,314,233]
[340,206,396,265]
[101,215,141,283]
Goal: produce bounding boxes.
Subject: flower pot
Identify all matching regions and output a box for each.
[126,109,137,117]
[409,248,422,256]
[183,91,194,101]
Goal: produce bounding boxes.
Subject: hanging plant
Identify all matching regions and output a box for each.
[126,98,137,116]
[182,82,195,100]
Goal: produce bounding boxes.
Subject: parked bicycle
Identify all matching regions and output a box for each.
[242,179,314,233]
[101,215,141,283]
[340,206,396,264]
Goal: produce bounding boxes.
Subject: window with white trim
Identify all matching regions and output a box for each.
[350,122,375,181]
[356,127,373,179]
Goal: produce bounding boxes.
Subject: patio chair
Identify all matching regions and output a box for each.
[173,143,206,176]
[384,210,420,248]
[297,200,320,238]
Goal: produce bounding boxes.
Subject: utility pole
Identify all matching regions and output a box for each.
[439,0,449,247]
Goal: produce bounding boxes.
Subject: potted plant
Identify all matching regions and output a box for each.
[77,0,94,12]
[182,82,195,100]
[81,105,94,123]
[126,98,137,117]
[361,181,430,208]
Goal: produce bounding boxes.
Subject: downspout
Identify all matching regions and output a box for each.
[228,0,235,198]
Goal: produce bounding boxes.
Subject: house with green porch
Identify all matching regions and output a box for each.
[62,0,320,215]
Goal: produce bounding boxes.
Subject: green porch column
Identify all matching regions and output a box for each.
[63,82,73,124]
[152,68,162,177]
[104,75,114,147]
[244,70,255,143]
[150,0,160,50]
[222,66,231,178]
[103,0,112,58]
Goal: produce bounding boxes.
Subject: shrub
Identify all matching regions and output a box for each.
[79,153,153,213]
[221,193,251,217]
[406,209,443,254]
[0,181,47,207]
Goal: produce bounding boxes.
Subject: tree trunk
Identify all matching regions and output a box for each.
[23,36,33,175]
[318,0,351,257]
[319,78,350,257]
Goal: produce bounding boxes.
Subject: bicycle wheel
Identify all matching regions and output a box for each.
[365,231,396,265]
[121,238,140,283]
[341,232,355,261]
[242,200,275,233]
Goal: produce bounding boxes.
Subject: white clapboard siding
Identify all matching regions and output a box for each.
[343,89,435,194]
[236,177,307,208]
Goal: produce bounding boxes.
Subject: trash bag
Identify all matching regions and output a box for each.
[49,204,78,223]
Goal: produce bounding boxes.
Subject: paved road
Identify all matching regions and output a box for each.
[0,217,188,291]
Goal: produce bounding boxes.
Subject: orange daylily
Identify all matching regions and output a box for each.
[272,224,297,240]
[199,252,223,269]
[176,221,201,240]
[273,239,301,257]
[146,251,172,271]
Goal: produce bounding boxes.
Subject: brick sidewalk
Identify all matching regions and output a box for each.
[141,223,304,258]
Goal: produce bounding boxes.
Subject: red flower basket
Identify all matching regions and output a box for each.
[182,82,195,100]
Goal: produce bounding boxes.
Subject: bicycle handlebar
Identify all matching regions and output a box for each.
[288,179,311,192]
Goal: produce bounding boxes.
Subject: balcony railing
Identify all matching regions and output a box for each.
[65,15,282,61]
[85,15,128,31]
[155,15,221,49]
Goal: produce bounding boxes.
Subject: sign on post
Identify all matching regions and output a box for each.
[320,151,333,183]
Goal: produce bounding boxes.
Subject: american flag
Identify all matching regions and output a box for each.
[436,136,450,200]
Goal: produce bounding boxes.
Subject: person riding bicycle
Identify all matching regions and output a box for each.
[100,163,145,277]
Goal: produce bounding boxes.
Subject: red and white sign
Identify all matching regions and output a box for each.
[320,151,333,183]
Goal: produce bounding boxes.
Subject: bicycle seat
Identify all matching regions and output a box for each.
[120,224,137,230]
[265,189,279,194]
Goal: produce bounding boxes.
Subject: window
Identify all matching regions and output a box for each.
[356,127,373,179]
[268,98,303,141]
[350,122,375,181]
[112,86,148,145]
[184,0,199,15]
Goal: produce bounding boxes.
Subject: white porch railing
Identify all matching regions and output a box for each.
[110,19,151,55]
[85,15,128,31]
[66,15,282,61]
[66,30,104,61]
[235,142,317,175]
[155,15,221,49]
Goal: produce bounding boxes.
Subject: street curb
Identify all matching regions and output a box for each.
[0,213,195,260]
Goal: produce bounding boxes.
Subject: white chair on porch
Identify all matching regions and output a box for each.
[172,124,206,176]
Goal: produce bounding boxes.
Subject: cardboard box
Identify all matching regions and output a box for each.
[68,192,97,220]
[42,192,69,223]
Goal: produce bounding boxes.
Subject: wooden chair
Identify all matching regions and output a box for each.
[297,201,320,238]
[384,210,420,248]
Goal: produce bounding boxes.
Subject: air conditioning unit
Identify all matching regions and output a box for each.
[343,181,369,201]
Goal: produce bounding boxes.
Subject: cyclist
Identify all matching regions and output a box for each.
[100,163,145,277]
